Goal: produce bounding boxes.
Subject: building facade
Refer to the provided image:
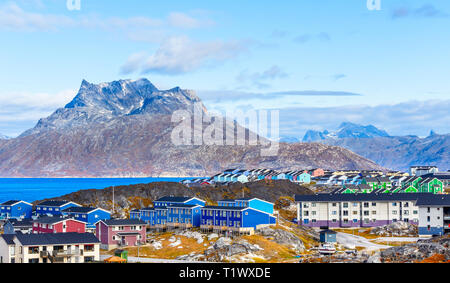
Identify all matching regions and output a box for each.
[95,219,147,250]
[0,233,100,263]
[35,201,81,217]
[0,200,33,220]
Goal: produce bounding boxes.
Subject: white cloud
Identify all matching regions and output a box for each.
[277,100,450,138]
[121,36,249,75]
[0,3,213,33]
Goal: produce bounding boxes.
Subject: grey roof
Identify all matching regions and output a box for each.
[320,229,337,235]
[415,194,450,206]
[1,200,21,206]
[295,193,434,203]
[62,207,96,213]
[167,203,199,208]
[1,234,15,245]
[101,219,146,226]
[202,206,247,211]
[6,219,34,228]
[37,200,73,207]
[155,196,193,203]
[15,232,100,246]
[34,216,76,225]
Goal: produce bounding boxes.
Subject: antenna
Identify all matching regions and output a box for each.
[112,186,115,214]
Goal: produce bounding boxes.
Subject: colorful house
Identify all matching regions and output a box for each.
[61,207,111,231]
[0,200,33,220]
[95,219,147,250]
[297,173,311,184]
[35,201,82,217]
[131,196,206,230]
[200,198,276,235]
[32,216,86,234]
[418,178,443,194]
[3,219,34,235]
[0,232,100,263]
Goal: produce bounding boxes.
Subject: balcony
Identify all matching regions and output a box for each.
[52,249,83,257]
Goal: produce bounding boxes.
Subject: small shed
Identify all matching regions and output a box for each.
[114,249,128,261]
[319,229,337,243]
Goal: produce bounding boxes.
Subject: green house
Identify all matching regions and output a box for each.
[419,178,443,194]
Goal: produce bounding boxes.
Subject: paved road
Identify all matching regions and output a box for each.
[100,255,206,263]
[373,237,420,243]
[336,232,391,252]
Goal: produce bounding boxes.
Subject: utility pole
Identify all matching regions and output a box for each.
[112,186,115,214]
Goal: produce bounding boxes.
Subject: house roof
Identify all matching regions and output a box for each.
[295,193,434,203]
[202,206,247,211]
[415,194,450,206]
[62,206,110,214]
[1,234,15,245]
[320,229,337,235]
[100,219,147,226]
[15,232,100,246]
[155,196,194,203]
[37,200,77,207]
[1,200,31,206]
[33,216,82,225]
[6,218,34,227]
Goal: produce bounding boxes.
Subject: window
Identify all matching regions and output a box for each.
[364,203,369,208]
[343,211,349,216]
[343,203,349,208]
[372,211,377,215]
[364,211,369,216]
[372,203,377,207]
[353,211,358,215]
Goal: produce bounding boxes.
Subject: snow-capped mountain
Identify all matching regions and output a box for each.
[21,78,206,137]
[0,79,383,177]
[302,122,390,142]
[302,123,449,171]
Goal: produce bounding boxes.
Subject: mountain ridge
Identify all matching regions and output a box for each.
[0,79,384,177]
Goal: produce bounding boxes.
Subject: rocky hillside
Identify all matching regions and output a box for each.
[36,180,313,218]
[324,134,450,171]
[0,79,383,177]
[301,123,449,171]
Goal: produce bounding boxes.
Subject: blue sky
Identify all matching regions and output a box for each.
[0,0,449,138]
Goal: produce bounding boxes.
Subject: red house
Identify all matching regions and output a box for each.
[32,216,86,234]
[95,219,147,250]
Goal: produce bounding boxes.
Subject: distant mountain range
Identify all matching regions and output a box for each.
[298,123,449,171]
[0,79,382,177]
[302,122,390,142]
[0,134,9,140]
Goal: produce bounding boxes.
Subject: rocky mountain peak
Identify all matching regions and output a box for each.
[21,78,206,136]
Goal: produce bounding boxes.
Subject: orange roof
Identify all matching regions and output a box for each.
[104,256,127,263]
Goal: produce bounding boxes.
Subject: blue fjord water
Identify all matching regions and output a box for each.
[0,178,191,203]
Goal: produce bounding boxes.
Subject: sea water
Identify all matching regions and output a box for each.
[0,177,191,203]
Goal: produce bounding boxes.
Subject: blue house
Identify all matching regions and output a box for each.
[131,196,206,229]
[154,196,206,207]
[35,200,81,217]
[201,198,276,235]
[61,206,111,230]
[319,229,337,243]
[167,203,203,228]
[0,200,33,220]
[297,173,311,184]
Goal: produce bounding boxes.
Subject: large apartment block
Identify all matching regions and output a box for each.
[295,193,450,237]
[0,232,100,263]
